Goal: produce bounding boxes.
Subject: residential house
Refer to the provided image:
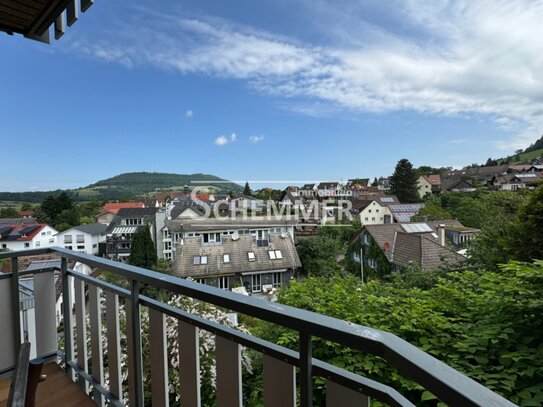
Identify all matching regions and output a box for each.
[316,182,342,197]
[278,187,307,211]
[95,202,145,224]
[160,216,297,261]
[54,223,107,255]
[492,173,543,191]
[388,203,425,223]
[0,220,57,251]
[105,208,158,260]
[445,225,481,248]
[350,198,394,225]
[229,195,266,213]
[441,178,477,193]
[353,221,467,273]
[172,232,301,296]
[417,175,441,198]
[299,184,317,198]
[377,177,391,192]
[19,210,34,219]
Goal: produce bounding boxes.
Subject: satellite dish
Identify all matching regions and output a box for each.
[232,231,240,241]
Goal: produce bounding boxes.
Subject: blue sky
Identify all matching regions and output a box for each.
[1,0,542,191]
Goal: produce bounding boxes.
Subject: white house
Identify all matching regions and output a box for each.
[351,199,393,225]
[0,222,58,251]
[55,223,107,255]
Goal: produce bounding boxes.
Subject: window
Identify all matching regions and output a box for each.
[223,254,230,263]
[24,242,30,248]
[77,245,85,250]
[66,245,73,250]
[76,234,85,243]
[164,241,172,251]
[365,217,369,221]
[268,250,283,260]
[195,278,205,285]
[372,217,375,221]
[203,233,221,244]
[194,256,208,265]
[248,252,255,261]
[35,242,40,247]
[251,274,261,292]
[64,235,73,244]
[49,238,54,244]
[272,272,282,287]
[218,277,229,290]
[93,244,97,248]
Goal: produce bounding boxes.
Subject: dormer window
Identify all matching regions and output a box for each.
[248,252,255,261]
[193,255,208,265]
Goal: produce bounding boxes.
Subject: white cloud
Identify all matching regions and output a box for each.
[249,135,265,144]
[185,110,193,118]
[214,135,229,146]
[68,1,543,149]
[214,132,238,146]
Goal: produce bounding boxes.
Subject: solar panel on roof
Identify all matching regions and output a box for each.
[18,225,39,235]
[0,225,13,234]
[381,197,394,203]
[401,223,433,233]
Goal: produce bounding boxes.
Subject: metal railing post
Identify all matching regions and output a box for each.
[130,279,144,407]
[61,256,73,377]
[10,257,21,355]
[300,333,313,407]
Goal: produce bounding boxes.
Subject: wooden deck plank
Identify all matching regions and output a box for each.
[0,363,95,406]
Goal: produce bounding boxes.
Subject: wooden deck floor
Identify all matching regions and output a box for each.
[0,363,95,407]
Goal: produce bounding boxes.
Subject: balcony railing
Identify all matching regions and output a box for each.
[0,247,516,407]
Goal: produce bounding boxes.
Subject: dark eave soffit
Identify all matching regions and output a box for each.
[0,0,93,44]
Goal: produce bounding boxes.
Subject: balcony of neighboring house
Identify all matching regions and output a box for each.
[0,247,516,407]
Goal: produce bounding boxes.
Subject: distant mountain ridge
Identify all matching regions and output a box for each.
[0,172,243,203]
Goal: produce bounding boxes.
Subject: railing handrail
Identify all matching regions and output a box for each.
[0,247,516,406]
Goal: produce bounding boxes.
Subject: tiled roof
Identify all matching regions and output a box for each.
[424,175,441,186]
[0,218,37,225]
[165,216,298,233]
[392,233,466,270]
[173,234,301,278]
[70,223,108,236]
[103,202,145,213]
[0,224,47,241]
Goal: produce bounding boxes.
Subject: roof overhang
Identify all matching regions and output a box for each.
[0,0,94,43]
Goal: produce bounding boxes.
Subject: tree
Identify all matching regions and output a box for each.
[243,182,252,196]
[20,203,33,211]
[128,227,157,269]
[389,159,419,203]
[41,191,75,224]
[261,261,543,405]
[0,207,20,218]
[508,184,543,262]
[296,235,343,277]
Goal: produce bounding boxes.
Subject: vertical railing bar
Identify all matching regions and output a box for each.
[105,291,122,400]
[10,257,21,356]
[149,308,169,407]
[130,279,144,407]
[300,333,313,407]
[75,278,89,393]
[61,256,74,379]
[89,284,105,406]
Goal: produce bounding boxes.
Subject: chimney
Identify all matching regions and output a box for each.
[437,224,446,247]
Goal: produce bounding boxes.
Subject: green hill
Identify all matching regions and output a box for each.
[0,172,243,203]
[511,148,543,163]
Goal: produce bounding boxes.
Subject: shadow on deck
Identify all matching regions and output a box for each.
[0,363,94,407]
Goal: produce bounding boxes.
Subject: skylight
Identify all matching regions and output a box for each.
[401,223,433,233]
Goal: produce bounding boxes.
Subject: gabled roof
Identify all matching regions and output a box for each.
[358,221,466,270]
[165,216,297,233]
[106,208,158,233]
[58,223,108,236]
[0,223,49,242]
[423,174,441,186]
[392,233,466,270]
[317,182,339,189]
[103,202,145,213]
[388,203,424,223]
[173,234,301,278]
[441,178,476,191]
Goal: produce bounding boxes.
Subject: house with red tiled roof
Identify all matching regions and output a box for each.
[0,221,58,252]
[96,202,145,224]
[417,174,442,198]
